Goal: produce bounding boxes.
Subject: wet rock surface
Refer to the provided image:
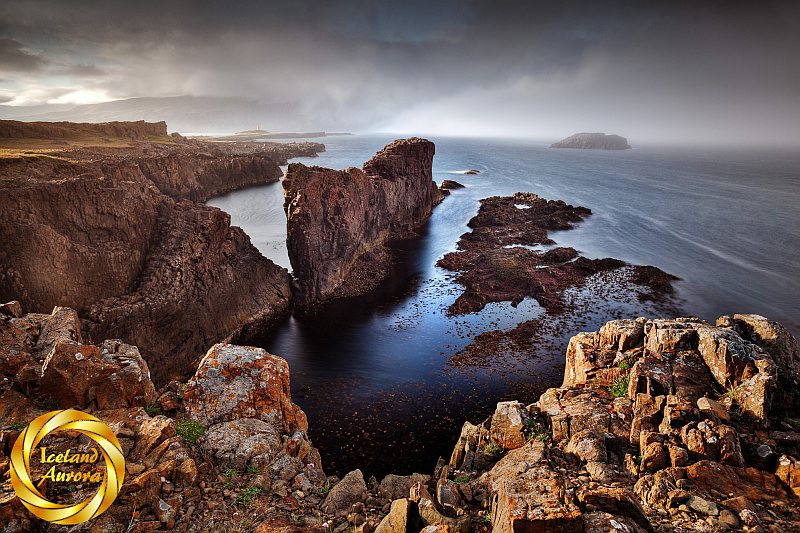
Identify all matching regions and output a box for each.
[438,192,678,316]
[283,138,444,312]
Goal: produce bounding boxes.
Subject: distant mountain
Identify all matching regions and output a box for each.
[0,96,311,134]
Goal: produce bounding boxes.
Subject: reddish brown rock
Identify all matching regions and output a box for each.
[182,343,307,432]
[0,301,21,318]
[437,193,677,315]
[482,442,583,532]
[40,338,157,409]
[0,124,321,384]
[283,138,441,311]
[489,401,529,450]
[775,455,800,499]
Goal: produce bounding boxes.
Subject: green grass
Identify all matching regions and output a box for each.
[246,464,260,475]
[721,386,741,403]
[8,421,27,430]
[524,418,550,442]
[235,486,262,508]
[314,482,332,497]
[33,395,59,411]
[144,404,162,416]
[482,442,504,455]
[618,354,638,370]
[608,373,630,398]
[175,419,205,446]
[454,474,471,484]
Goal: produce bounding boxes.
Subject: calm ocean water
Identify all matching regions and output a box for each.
[209,135,800,476]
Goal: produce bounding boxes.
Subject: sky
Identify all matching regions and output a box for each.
[1,0,799,144]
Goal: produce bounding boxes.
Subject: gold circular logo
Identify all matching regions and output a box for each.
[9,409,125,524]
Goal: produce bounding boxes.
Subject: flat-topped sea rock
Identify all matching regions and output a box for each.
[551,132,631,150]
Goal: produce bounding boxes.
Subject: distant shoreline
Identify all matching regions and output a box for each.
[191,131,352,141]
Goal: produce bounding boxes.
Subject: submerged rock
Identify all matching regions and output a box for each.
[437,192,677,315]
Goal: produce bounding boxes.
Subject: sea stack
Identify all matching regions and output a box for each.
[551,132,631,150]
[283,138,442,312]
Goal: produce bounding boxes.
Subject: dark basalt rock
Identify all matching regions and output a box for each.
[283,138,443,313]
[437,192,676,315]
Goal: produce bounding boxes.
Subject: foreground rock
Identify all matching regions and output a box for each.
[447,314,800,532]
[3,303,800,532]
[0,120,321,384]
[551,132,631,150]
[0,304,329,532]
[183,343,307,432]
[284,138,443,312]
[438,192,677,315]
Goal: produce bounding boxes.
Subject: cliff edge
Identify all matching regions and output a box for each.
[0,120,323,383]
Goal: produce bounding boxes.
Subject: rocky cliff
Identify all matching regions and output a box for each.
[551,132,631,150]
[0,121,323,383]
[283,138,443,312]
[0,119,168,140]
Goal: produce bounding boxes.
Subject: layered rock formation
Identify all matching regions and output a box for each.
[551,132,632,150]
[0,120,322,383]
[438,192,677,315]
[284,138,443,312]
[0,119,169,140]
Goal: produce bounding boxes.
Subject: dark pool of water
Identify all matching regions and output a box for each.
[209,136,800,477]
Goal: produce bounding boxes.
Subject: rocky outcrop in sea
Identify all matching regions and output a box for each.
[283,138,444,312]
[551,132,632,150]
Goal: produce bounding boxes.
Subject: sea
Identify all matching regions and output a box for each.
[208,135,800,477]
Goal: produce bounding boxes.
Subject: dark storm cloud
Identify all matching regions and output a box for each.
[1,0,799,144]
[0,38,46,71]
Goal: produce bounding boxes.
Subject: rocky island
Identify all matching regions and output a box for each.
[551,132,632,150]
[438,192,676,315]
[283,138,444,312]
[0,119,324,382]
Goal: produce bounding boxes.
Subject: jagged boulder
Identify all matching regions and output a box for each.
[481,442,583,531]
[40,338,157,410]
[201,418,282,470]
[489,400,529,449]
[322,469,368,517]
[182,343,307,432]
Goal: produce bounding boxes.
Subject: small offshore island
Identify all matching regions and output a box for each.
[0,121,799,533]
[551,132,632,150]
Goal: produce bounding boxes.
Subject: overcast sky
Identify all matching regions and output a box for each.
[1,0,799,144]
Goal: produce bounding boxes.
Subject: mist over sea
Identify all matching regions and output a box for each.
[209,135,800,476]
